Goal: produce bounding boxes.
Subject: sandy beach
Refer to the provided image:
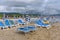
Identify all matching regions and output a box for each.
[0,22,60,40]
[0,0,60,40]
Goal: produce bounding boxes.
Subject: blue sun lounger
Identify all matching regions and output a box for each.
[22,28,30,33]
[0,21,5,28]
[4,19,11,27]
[18,19,25,25]
[9,20,16,26]
[18,28,24,31]
[17,27,30,33]
[26,26,36,31]
[36,20,50,27]
[17,26,36,33]
[35,20,42,26]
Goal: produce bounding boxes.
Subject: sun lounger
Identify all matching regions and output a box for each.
[4,19,11,28]
[17,26,36,33]
[0,21,5,28]
[17,27,30,33]
[27,26,36,31]
[9,20,16,27]
[17,19,25,25]
[17,28,24,31]
[22,28,30,33]
[35,20,43,26]
[36,20,51,28]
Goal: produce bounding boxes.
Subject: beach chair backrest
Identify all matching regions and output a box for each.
[36,20,48,25]
[4,20,11,26]
[9,20,14,25]
[18,19,23,23]
[0,21,4,27]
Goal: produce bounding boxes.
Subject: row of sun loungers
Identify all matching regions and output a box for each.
[17,19,51,33]
[0,18,51,33]
[0,19,25,29]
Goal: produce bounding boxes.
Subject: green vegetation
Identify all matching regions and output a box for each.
[0,14,3,18]
[0,13,41,18]
[7,14,40,16]
[6,13,23,17]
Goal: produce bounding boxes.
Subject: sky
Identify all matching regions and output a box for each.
[0,0,60,14]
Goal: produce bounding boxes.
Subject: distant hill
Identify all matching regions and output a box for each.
[0,7,60,16]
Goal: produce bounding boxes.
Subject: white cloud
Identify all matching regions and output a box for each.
[1,0,35,3]
[15,0,34,3]
[0,6,26,12]
[0,0,60,14]
[0,6,7,12]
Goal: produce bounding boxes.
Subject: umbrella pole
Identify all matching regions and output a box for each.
[3,13,5,19]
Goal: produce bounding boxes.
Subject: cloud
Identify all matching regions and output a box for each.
[0,0,60,14]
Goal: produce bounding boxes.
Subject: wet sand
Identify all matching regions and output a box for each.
[0,22,60,40]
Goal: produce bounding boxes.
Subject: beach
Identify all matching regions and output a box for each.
[0,0,60,40]
[0,22,60,40]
